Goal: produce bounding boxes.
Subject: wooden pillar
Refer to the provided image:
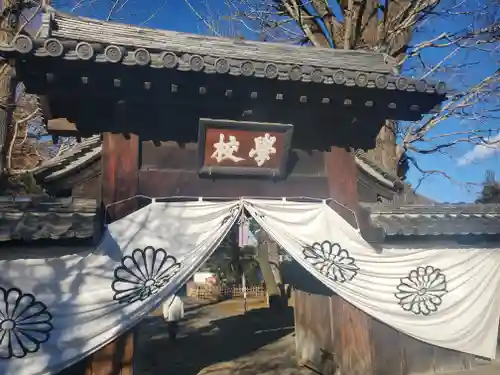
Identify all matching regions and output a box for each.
[324,147,359,210]
[294,146,374,375]
[324,147,373,375]
[86,102,139,375]
[101,102,139,222]
[84,333,135,375]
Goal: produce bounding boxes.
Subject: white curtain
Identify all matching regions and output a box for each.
[1,198,499,375]
[0,200,240,375]
[244,199,500,359]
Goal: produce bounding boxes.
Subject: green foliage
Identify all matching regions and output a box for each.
[203,223,262,286]
[476,170,500,203]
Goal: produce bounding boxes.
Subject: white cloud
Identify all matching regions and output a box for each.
[457,133,500,166]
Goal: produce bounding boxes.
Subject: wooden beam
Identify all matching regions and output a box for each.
[38,95,53,121]
[47,118,80,136]
[86,102,139,375]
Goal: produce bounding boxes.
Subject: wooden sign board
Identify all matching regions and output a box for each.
[198,118,293,178]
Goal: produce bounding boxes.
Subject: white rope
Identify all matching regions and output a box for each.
[103,195,361,230]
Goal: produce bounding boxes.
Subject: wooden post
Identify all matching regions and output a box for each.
[324,147,373,375]
[101,102,139,222]
[85,102,139,375]
[324,147,359,210]
[292,146,375,375]
[0,0,20,174]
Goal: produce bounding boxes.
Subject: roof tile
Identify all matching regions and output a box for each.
[0,198,96,241]
[0,7,447,99]
[363,203,500,236]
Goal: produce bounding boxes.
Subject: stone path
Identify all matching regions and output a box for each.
[135,297,313,375]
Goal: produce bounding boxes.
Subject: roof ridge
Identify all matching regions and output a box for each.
[34,135,101,170]
[362,202,500,216]
[354,149,398,180]
[1,6,446,95]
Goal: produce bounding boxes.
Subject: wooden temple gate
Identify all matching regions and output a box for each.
[0,5,453,375]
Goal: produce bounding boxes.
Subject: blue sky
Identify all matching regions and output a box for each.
[401,0,499,202]
[42,1,499,202]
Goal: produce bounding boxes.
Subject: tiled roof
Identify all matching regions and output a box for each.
[1,196,497,243]
[354,150,434,204]
[363,203,500,236]
[0,7,446,100]
[33,135,101,182]
[354,149,400,188]
[0,197,96,241]
[390,185,435,205]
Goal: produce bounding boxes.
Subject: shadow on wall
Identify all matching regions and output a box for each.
[281,260,333,297]
[135,307,295,375]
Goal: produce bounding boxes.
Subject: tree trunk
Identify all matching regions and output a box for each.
[0,1,19,176]
[256,231,286,309]
[300,0,403,176]
[365,120,399,173]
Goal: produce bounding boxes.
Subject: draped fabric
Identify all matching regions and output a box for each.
[1,199,499,375]
[244,199,500,359]
[0,200,240,375]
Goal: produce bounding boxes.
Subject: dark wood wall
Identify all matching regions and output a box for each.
[294,290,481,375]
[138,141,329,198]
[45,151,390,203]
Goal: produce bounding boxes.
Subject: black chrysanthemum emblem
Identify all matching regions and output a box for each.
[112,246,181,304]
[302,241,359,283]
[0,287,53,359]
[395,266,447,316]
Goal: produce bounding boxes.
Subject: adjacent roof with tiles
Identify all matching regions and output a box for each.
[1,196,497,242]
[0,197,96,241]
[33,135,101,183]
[354,149,402,190]
[363,203,500,236]
[354,150,401,187]
[1,6,446,97]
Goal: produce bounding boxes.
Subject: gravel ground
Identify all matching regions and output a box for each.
[136,297,500,375]
[135,297,313,375]
[443,362,500,375]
